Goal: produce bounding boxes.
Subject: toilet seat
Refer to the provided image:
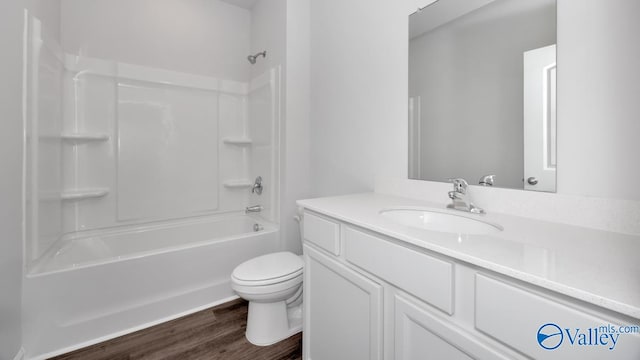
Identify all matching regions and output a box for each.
[231,274,303,299]
[231,252,304,287]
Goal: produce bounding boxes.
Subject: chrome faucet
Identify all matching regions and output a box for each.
[447,178,485,214]
[252,176,263,195]
[245,205,264,213]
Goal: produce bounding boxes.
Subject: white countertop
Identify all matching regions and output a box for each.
[297,192,640,320]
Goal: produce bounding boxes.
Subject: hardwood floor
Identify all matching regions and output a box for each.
[50,299,302,360]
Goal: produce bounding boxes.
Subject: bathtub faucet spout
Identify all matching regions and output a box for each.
[246,205,264,213]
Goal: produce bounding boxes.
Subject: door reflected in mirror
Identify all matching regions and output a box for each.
[408,0,557,192]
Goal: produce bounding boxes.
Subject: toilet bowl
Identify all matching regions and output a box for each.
[231,251,304,346]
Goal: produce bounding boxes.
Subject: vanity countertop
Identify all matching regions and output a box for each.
[297,192,640,320]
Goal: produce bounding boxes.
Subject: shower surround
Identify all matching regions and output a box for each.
[21,1,283,358]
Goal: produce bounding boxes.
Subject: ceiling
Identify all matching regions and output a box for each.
[219,0,259,10]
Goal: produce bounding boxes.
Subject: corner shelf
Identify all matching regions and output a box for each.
[61,188,109,201]
[223,137,253,146]
[223,180,253,189]
[61,132,110,144]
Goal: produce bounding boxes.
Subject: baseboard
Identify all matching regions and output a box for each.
[13,347,25,360]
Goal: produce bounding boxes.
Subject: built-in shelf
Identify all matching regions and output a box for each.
[61,188,109,201]
[61,133,110,143]
[223,137,253,146]
[223,180,253,189]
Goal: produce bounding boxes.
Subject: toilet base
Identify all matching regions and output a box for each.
[246,300,303,346]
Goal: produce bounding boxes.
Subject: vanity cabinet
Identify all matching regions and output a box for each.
[301,209,640,360]
[304,245,383,360]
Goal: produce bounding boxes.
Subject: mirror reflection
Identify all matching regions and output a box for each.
[409,0,557,192]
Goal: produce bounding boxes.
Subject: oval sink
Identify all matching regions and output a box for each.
[380,208,503,235]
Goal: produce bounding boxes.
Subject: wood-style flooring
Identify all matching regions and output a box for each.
[50,299,302,360]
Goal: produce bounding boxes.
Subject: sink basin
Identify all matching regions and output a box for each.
[380,208,503,235]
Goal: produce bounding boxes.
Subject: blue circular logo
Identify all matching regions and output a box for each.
[537,323,563,350]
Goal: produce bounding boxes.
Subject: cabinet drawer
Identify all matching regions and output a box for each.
[303,211,340,255]
[344,226,453,314]
[475,274,640,359]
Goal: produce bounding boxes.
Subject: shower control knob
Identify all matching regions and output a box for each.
[527,177,538,186]
[252,176,263,195]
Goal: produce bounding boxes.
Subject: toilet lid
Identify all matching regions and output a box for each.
[232,252,304,284]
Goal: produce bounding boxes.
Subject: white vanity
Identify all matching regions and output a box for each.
[298,193,640,360]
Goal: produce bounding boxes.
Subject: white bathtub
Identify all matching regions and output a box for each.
[22,214,279,359]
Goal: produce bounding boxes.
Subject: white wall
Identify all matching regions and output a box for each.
[310,0,640,206]
[61,0,252,81]
[282,0,311,254]
[0,0,24,358]
[309,0,408,197]
[557,0,640,201]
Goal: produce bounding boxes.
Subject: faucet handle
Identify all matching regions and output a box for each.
[252,176,263,195]
[447,178,468,194]
[479,174,496,186]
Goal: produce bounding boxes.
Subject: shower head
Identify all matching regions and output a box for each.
[247,51,267,64]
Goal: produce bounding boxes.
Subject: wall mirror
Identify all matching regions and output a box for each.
[408,0,557,192]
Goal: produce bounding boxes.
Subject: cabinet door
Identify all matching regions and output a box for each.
[476,274,640,360]
[304,245,383,360]
[395,295,512,360]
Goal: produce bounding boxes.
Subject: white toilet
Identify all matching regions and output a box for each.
[231,251,304,346]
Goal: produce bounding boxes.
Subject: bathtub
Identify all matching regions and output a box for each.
[22,214,279,359]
